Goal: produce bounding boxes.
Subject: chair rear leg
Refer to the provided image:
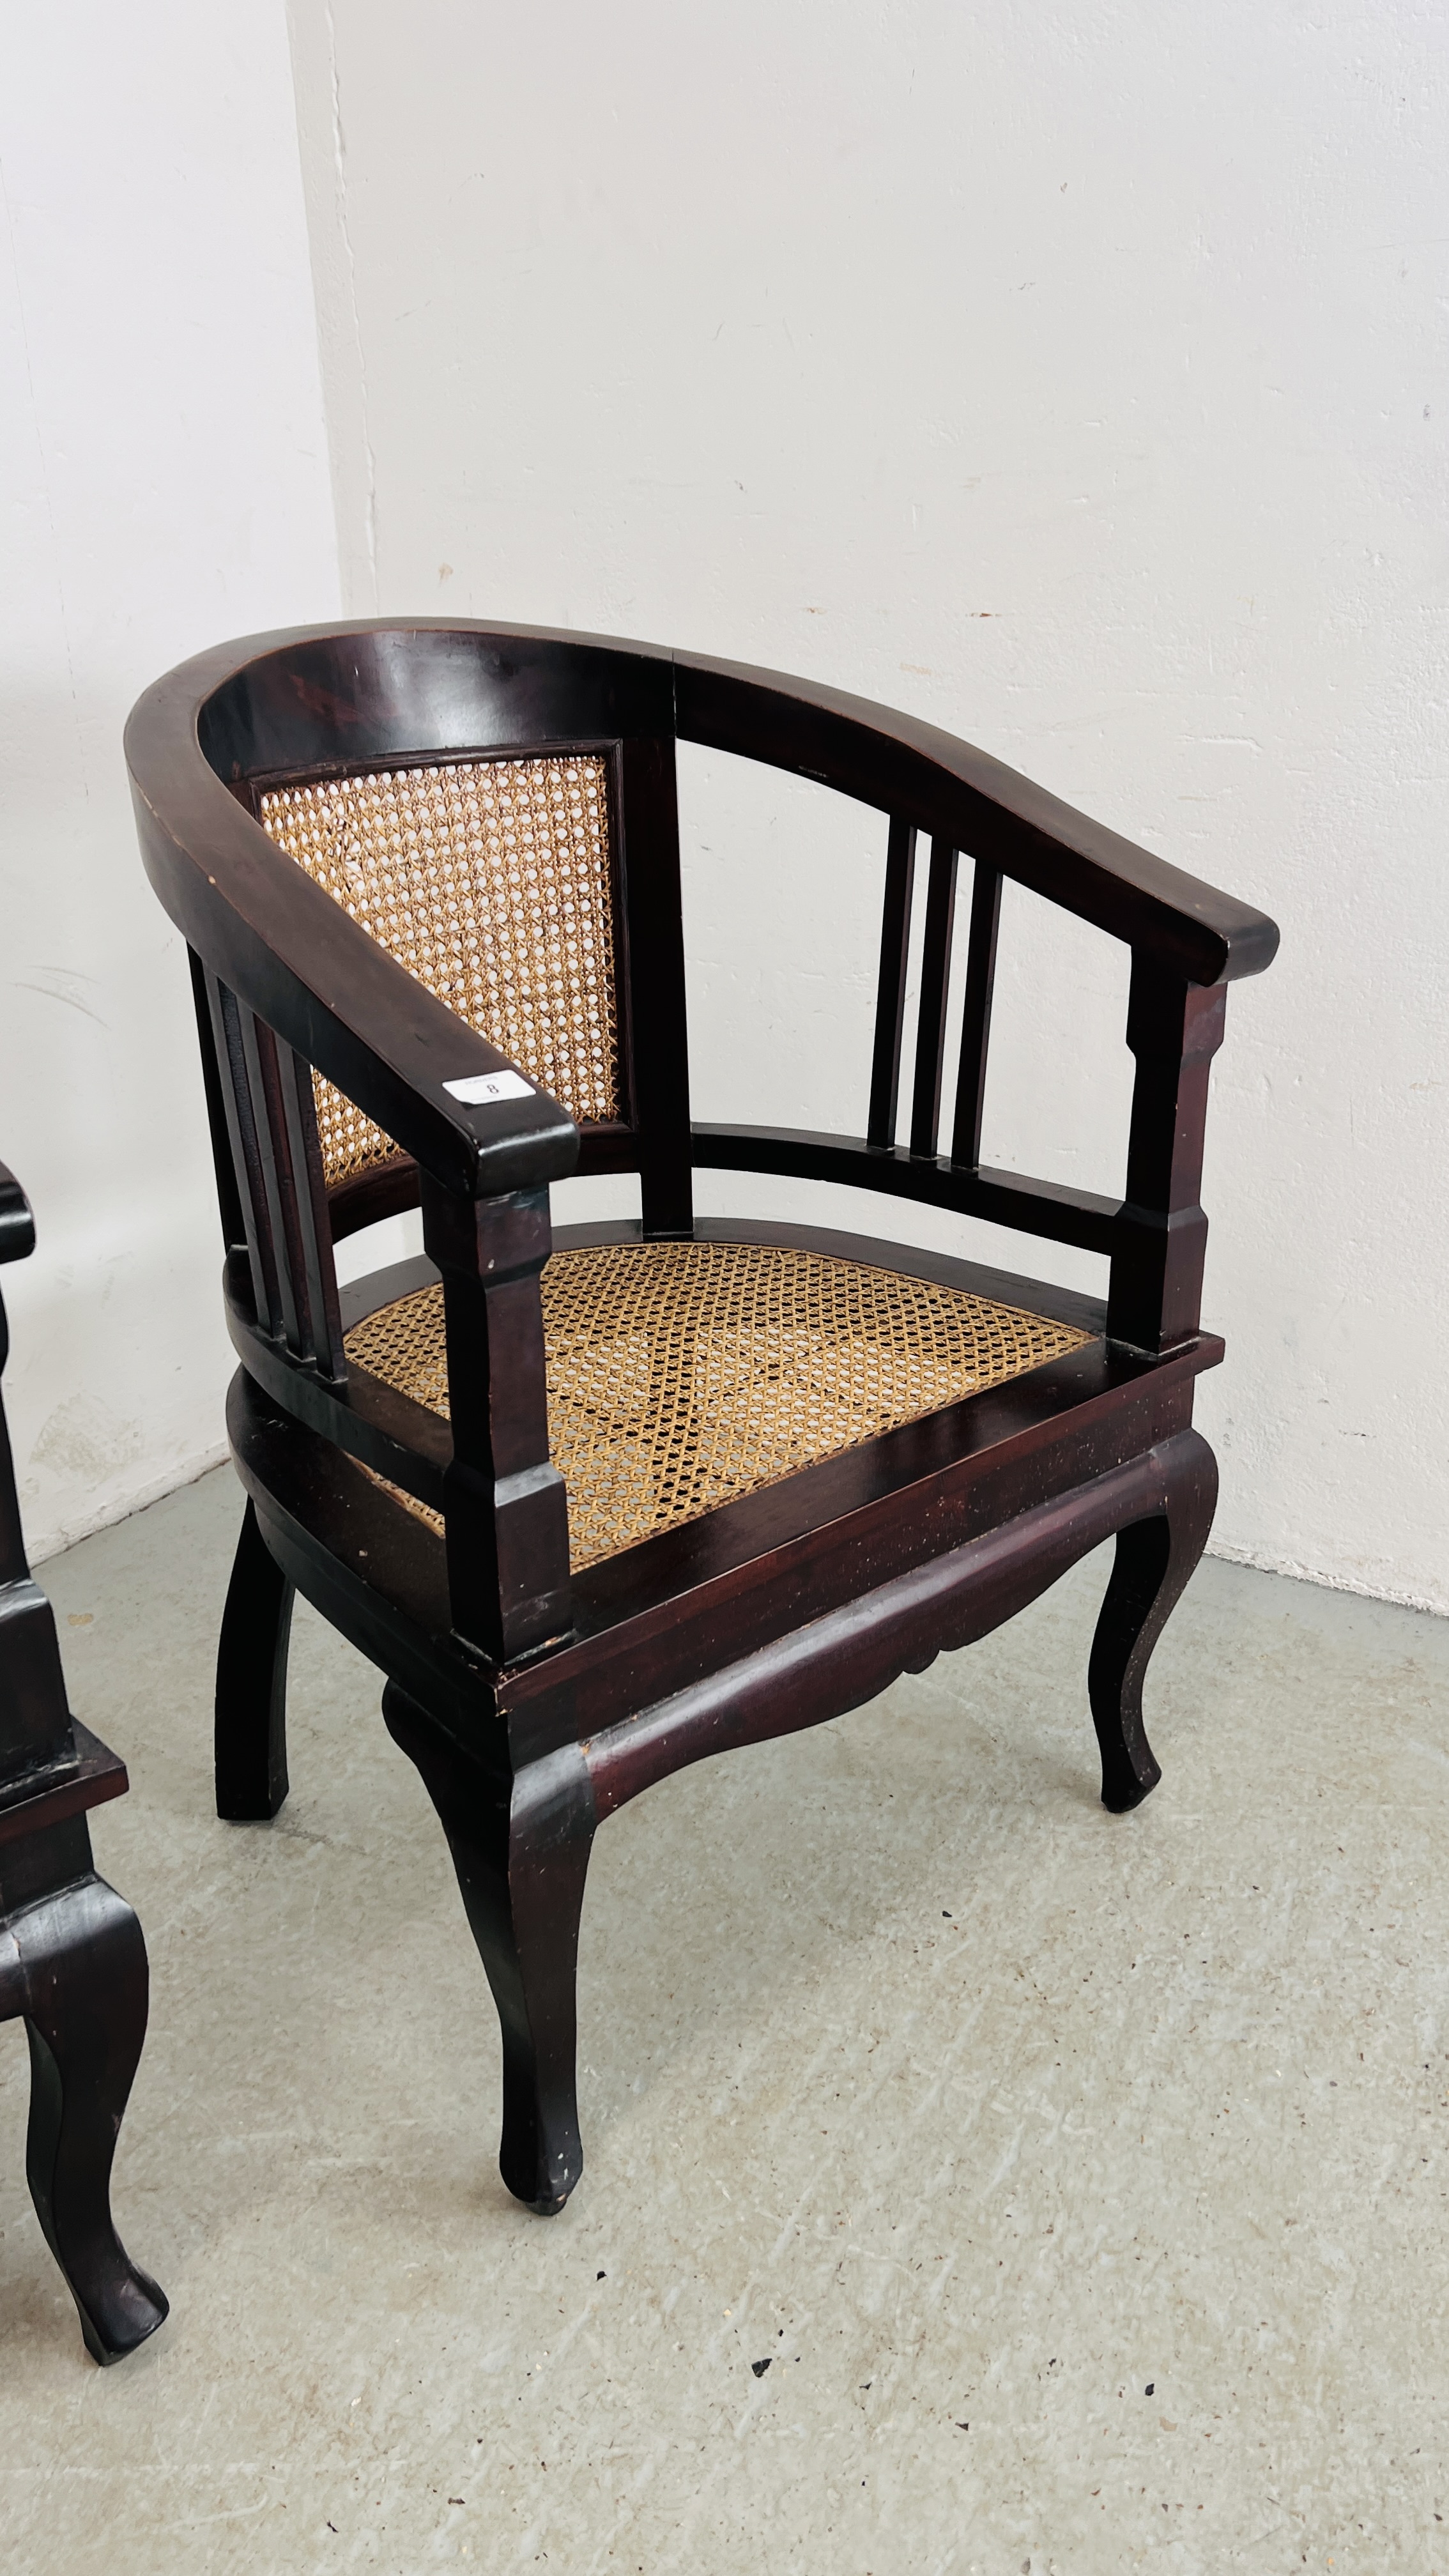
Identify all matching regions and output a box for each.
[382,1685,596,2216]
[216,1497,293,1820]
[1088,1428,1218,1813]
[15,1873,169,2365]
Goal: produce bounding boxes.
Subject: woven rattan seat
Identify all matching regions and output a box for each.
[345,1239,1091,1570]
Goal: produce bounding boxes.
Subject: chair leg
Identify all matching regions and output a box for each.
[13,1873,169,2365]
[1087,1429,1218,1813]
[215,1497,293,1820]
[382,1685,597,2216]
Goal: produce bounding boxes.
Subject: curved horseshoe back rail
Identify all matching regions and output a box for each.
[126,615,1278,1324]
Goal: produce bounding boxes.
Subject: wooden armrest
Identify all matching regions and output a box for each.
[675,651,1278,988]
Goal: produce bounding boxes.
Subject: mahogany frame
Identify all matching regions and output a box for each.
[126,620,1276,2216]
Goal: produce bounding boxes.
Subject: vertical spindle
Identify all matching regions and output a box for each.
[908,839,959,1158]
[867,818,918,1149]
[949,861,1002,1168]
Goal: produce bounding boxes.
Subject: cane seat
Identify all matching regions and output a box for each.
[344,1238,1091,1570]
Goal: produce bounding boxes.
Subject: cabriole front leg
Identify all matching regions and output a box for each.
[382,1687,596,2216]
[1088,1427,1218,1813]
[3,1867,169,2365]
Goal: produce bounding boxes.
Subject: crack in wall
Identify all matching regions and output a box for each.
[323,0,378,608]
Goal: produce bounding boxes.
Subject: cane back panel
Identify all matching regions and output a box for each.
[258,753,621,1186]
[345,1238,1092,1572]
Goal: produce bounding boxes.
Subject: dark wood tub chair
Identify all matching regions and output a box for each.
[125,621,1278,2216]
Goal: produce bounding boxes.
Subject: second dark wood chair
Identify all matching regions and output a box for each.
[126,620,1277,2216]
[0,1162,167,2360]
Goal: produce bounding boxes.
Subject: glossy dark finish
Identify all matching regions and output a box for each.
[0,1164,36,1267]
[694,1118,1121,1248]
[420,1178,571,1661]
[0,1164,166,2361]
[126,621,1278,2219]
[951,861,1002,1169]
[215,1497,293,1820]
[4,1853,167,2368]
[671,645,1276,984]
[866,817,917,1148]
[614,734,693,1239]
[580,1428,1211,1821]
[1111,966,1226,1351]
[909,838,960,1158]
[383,1688,594,2214]
[0,1721,127,1848]
[1089,1432,1219,1813]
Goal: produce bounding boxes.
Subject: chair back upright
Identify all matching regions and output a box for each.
[185,628,693,1384]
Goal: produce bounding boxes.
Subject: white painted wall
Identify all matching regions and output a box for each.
[1,3,341,1560]
[8,3,1439,1610]
[291,0,1449,1612]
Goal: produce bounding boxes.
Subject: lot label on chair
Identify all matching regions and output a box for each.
[445,1071,535,1106]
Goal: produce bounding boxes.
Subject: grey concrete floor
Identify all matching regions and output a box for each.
[1,1468,1446,2573]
